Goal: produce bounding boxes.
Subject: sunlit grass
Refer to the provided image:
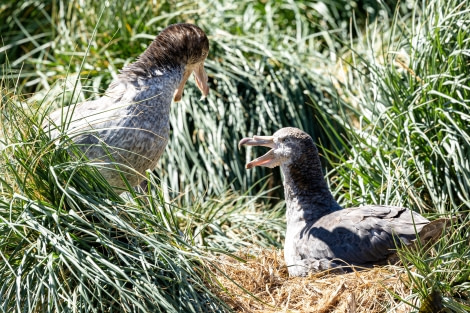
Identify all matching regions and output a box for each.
[315,0,470,311]
[0,69,284,312]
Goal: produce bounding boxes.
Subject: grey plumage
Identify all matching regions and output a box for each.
[239,127,447,277]
[44,24,209,190]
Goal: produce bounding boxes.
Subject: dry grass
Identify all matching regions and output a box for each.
[213,249,414,313]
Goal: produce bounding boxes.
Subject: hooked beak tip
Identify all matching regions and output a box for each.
[238,138,251,149]
[173,90,182,102]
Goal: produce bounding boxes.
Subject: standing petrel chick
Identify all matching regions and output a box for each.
[239,127,447,277]
[45,23,209,190]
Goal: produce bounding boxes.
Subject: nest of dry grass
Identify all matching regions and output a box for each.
[212,249,415,313]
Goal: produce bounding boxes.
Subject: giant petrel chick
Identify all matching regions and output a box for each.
[45,23,209,190]
[239,127,447,277]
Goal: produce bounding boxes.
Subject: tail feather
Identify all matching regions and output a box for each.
[417,218,448,245]
[387,217,454,265]
[414,217,457,249]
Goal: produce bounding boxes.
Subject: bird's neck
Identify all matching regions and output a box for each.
[107,65,184,106]
[281,155,342,225]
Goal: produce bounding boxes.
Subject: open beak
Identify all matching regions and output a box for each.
[238,135,277,169]
[173,62,209,102]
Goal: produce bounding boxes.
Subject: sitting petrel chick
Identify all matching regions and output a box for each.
[239,127,447,277]
[45,23,209,190]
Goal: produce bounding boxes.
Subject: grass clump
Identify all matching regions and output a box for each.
[322,0,470,214]
[0,87,228,312]
[315,0,470,311]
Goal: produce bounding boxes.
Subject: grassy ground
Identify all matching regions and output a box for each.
[1,0,469,312]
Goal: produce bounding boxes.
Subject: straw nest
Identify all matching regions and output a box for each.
[212,249,414,313]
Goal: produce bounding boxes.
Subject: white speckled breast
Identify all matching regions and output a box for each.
[52,66,184,189]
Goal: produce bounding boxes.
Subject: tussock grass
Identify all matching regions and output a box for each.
[0,85,227,312]
[320,1,470,213]
[314,0,470,311]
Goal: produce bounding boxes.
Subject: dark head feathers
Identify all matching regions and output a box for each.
[122,23,209,77]
[273,127,312,141]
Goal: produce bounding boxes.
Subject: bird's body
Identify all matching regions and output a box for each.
[239,127,446,276]
[45,24,209,190]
